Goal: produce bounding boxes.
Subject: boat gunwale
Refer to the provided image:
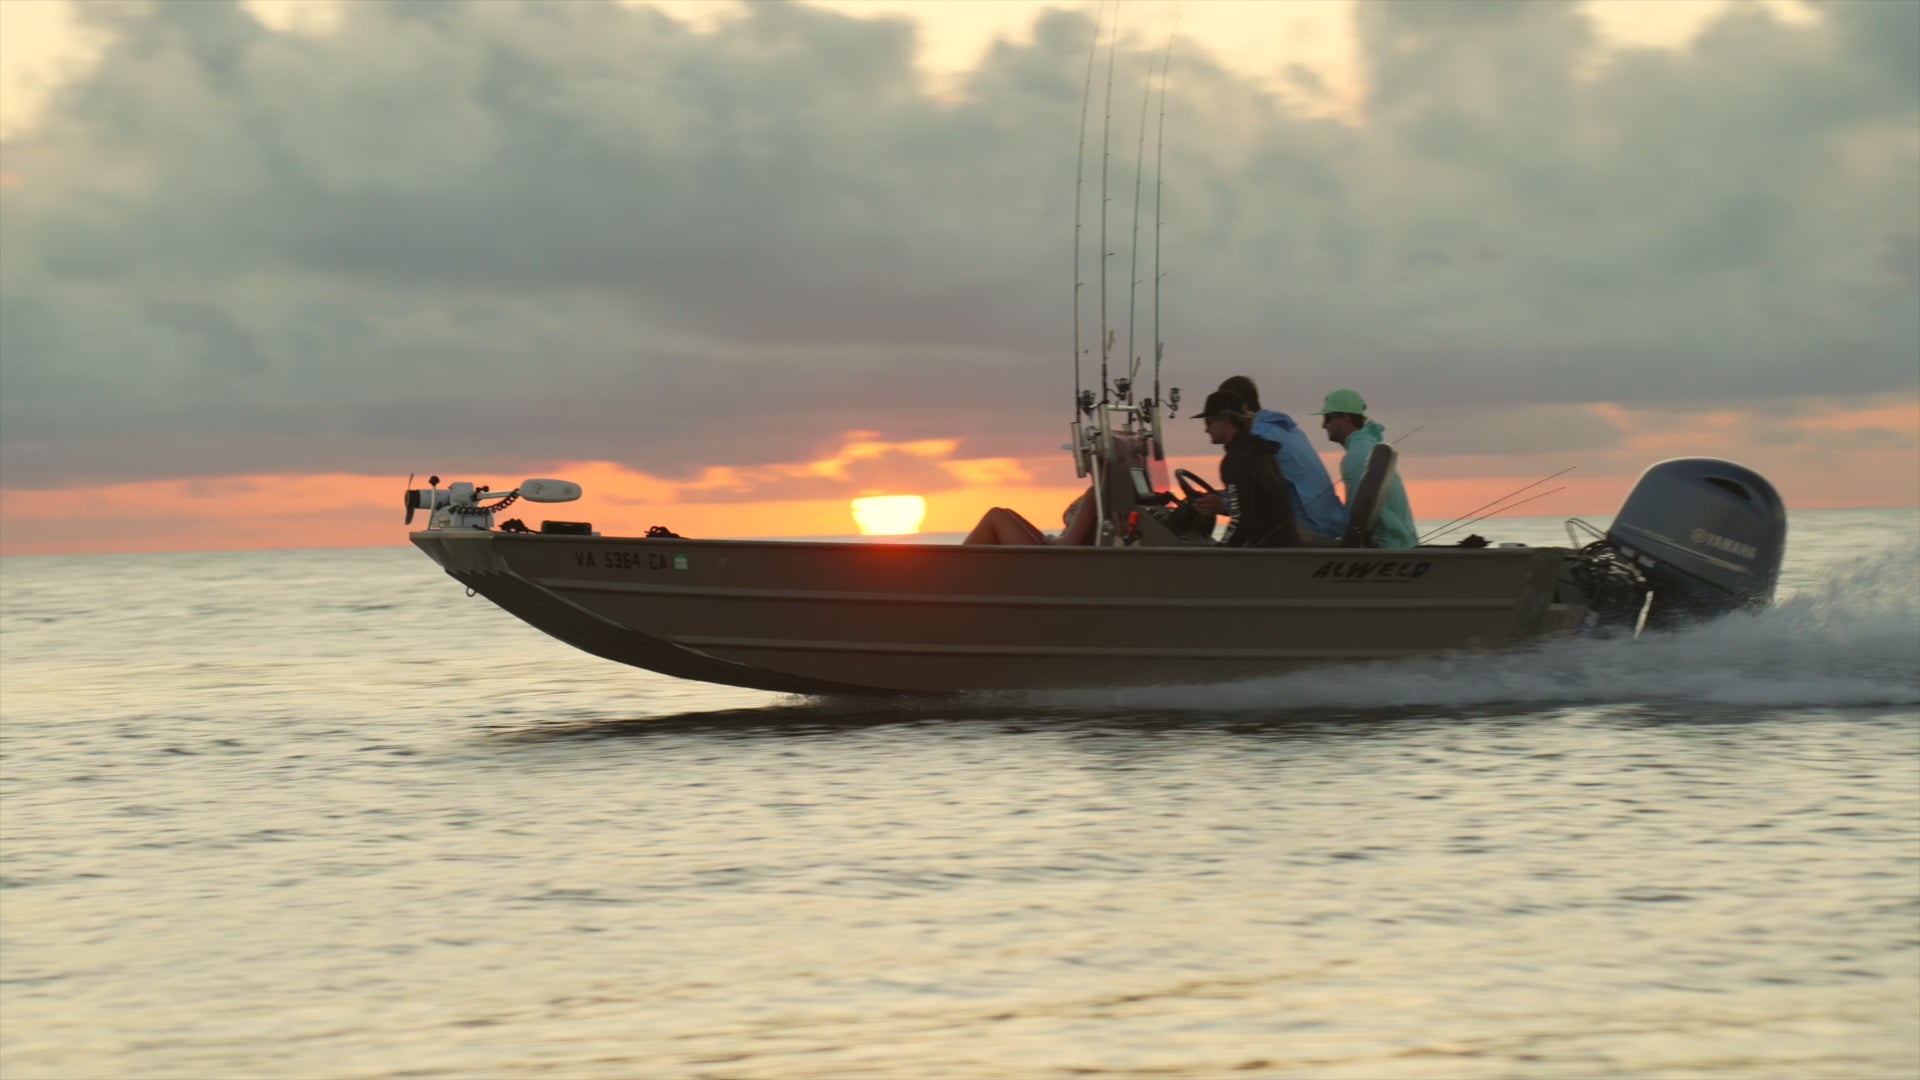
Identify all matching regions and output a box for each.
[413,530,1574,560]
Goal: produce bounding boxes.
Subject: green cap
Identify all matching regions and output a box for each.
[1314,388,1368,415]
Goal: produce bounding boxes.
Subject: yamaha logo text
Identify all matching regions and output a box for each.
[1689,529,1757,560]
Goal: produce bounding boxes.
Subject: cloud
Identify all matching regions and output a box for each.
[646,433,980,504]
[0,0,1914,491]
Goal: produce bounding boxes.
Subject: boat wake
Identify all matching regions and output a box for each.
[1028,553,1920,713]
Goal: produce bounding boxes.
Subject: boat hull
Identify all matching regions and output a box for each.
[412,532,1585,694]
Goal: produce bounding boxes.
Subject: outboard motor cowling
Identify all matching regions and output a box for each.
[1603,458,1787,630]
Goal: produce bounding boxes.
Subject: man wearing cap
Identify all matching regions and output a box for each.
[1218,375,1348,543]
[1190,390,1302,548]
[1317,388,1419,549]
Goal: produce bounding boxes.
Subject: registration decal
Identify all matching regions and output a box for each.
[573,549,690,571]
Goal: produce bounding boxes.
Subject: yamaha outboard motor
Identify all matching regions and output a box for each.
[1597,458,1787,631]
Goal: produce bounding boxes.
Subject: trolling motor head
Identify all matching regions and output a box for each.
[403,476,583,531]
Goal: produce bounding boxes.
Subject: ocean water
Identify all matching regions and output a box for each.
[1,508,1916,1080]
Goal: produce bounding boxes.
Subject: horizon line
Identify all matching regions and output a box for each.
[4,503,1914,560]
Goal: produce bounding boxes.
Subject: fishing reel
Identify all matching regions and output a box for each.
[404,475,583,531]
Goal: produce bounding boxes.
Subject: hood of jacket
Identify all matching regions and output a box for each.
[1255,408,1300,434]
[1225,430,1281,458]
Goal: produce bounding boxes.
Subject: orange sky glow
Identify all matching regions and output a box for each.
[3,399,1912,557]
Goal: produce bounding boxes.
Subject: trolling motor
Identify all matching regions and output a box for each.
[403,475,584,531]
[1571,458,1787,633]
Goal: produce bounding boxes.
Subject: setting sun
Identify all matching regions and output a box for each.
[850,495,926,536]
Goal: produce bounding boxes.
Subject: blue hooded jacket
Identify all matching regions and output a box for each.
[1250,409,1349,540]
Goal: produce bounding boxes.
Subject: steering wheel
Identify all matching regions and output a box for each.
[1162,468,1219,542]
[1173,468,1217,503]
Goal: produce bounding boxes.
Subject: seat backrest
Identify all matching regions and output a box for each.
[1340,442,1399,548]
[1096,455,1147,533]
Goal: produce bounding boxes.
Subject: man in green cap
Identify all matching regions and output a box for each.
[1316,388,1419,549]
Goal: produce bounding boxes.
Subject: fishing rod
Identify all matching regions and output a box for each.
[1125,49,1155,405]
[1417,466,1577,544]
[1132,12,1179,397]
[1098,7,1119,404]
[1070,3,1105,417]
[1423,486,1568,545]
[1150,13,1178,444]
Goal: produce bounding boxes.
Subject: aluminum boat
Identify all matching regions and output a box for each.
[405,22,1787,696]
[407,425,1787,695]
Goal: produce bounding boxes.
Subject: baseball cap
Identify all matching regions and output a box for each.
[1313,388,1368,415]
[1189,390,1246,419]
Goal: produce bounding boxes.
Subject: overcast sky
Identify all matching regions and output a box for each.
[0,0,1915,511]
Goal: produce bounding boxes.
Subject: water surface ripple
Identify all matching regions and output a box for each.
[2,510,1916,1078]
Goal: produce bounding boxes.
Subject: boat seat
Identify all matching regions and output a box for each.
[1340,442,1398,548]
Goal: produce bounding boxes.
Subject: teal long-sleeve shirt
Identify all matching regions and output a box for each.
[1340,421,1418,549]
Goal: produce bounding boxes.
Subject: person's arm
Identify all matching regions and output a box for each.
[1339,443,1367,506]
[1211,456,1243,545]
[1218,481,1247,546]
[1219,455,1300,547]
